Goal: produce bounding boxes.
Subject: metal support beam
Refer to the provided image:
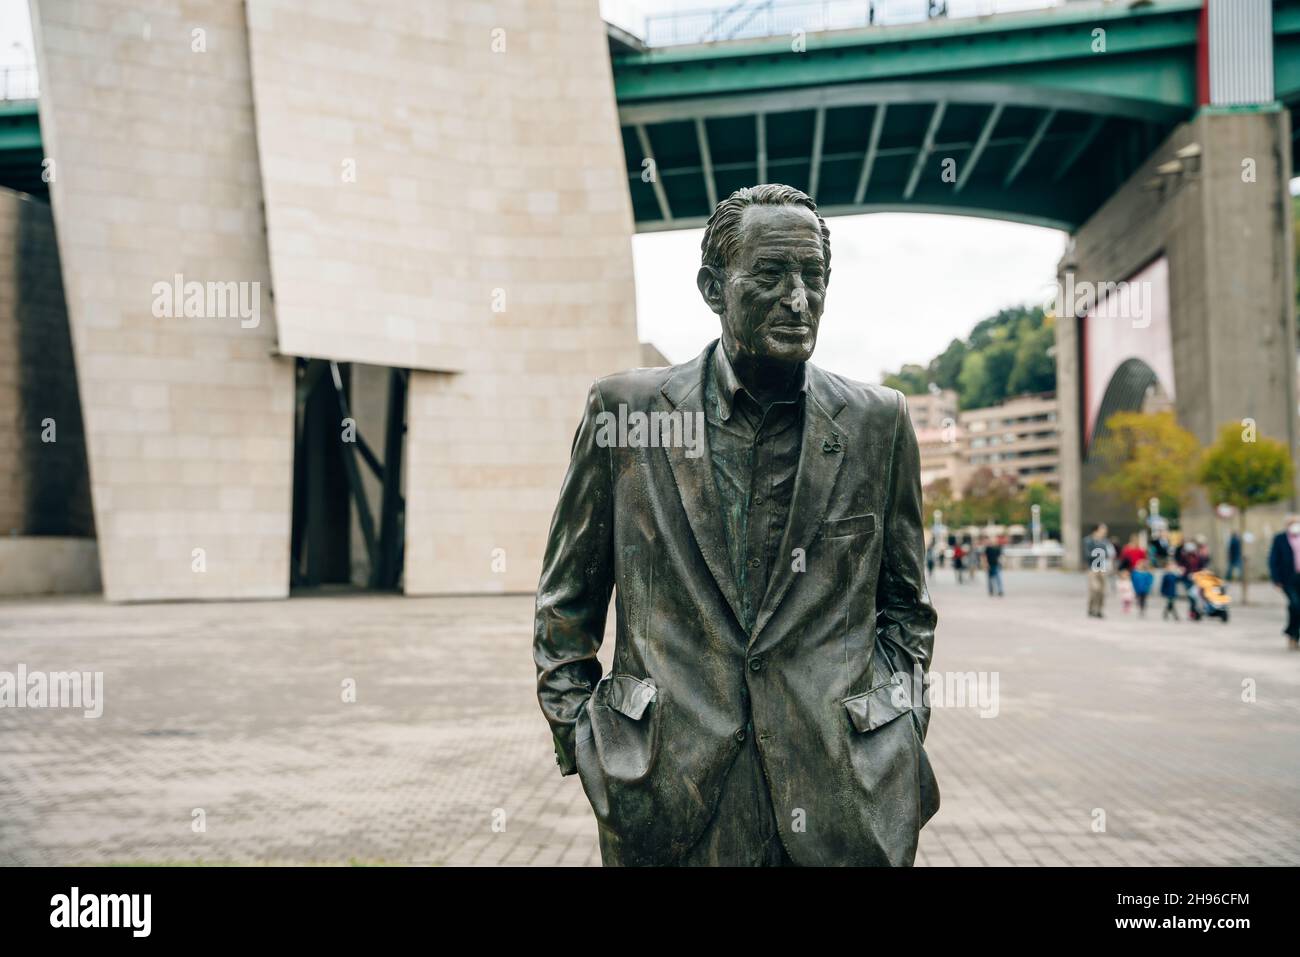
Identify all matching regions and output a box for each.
[1005,108,1057,187]
[355,433,384,481]
[695,117,718,211]
[635,124,673,222]
[329,361,378,575]
[904,101,947,201]
[372,368,408,591]
[808,106,826,201]
[854,104,887,204]
[634,132,1084,183]
[289,360,311,588]
[955,102,1003,194]
[756,112,767,183]
[1052,115,1106,182]
[296,358,328,407]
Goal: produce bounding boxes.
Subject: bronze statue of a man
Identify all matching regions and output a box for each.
[534,184,939,866]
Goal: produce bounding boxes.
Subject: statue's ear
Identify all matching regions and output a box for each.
[697,265,725,316]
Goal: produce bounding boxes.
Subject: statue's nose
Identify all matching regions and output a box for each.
[784,277,808,313]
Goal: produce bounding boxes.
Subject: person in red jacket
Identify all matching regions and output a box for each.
[1119,535,1146,572]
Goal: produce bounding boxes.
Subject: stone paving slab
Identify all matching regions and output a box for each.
[0,571,1296,866]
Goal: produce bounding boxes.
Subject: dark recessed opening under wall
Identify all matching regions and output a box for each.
[289,358,408,593]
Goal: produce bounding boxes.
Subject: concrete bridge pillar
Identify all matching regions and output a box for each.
[1057,106,1299,571]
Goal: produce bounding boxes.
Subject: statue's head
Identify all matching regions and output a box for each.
[697,184,831,367]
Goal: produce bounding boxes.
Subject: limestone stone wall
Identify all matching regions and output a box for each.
[400,0,642,594]
[242,0,642,594]
[29,0,295,601]
[29,0,640,599]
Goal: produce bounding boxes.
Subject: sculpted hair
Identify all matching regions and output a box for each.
[700,183,831,273]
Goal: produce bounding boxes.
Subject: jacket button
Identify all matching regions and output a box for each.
[748,657,763,672]
[748,557,761,568]
[734,728,747,743]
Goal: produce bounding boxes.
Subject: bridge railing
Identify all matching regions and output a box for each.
[605,0,1068,47]
[0,63,38,101]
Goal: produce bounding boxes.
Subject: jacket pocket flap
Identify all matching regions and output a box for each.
[824,513,876,539]
[842,678,912,733]
[603,674,657,720]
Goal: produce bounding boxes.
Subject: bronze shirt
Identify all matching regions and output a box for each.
[703,344,806,634]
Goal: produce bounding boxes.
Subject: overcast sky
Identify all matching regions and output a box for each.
[0,1,31,66]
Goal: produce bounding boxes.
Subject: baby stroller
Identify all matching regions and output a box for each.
[1189,570,1231,623]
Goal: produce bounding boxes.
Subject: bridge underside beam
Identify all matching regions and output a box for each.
[621,97,1175,232]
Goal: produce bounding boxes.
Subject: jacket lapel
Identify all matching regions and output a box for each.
[751,365,848,641]
[660,344,747,628]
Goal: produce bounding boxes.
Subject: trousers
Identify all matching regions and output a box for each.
[1087,571,1106,615]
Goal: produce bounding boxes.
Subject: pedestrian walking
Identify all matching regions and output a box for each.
[984,538,1004,597]
[1160,561,1182,621]
[1083,523,1114,618]
[1131,560,1154,617]
[1226,532,1242,582]
[1117,570,1134,614]
[1268,515,1300,650]
[1119,535,1145,573]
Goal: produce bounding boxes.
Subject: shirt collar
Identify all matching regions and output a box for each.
[711,341,807,422]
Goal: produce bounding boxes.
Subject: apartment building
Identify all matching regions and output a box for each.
[908,391,1061,496]
[962,393,1061,491]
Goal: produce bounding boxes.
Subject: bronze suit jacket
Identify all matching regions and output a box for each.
[533,341,939,866]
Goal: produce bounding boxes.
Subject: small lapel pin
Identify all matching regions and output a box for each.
[822,433,842,454]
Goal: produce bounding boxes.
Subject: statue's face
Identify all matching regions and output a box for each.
[705,203,828,365]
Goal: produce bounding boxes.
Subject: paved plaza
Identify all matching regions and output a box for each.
[0,570,1297,866]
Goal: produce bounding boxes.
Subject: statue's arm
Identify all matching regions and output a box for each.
[874,392,938,740]
[533,381,616,776]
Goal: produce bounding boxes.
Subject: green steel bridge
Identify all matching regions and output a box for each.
[612,0,1300,230]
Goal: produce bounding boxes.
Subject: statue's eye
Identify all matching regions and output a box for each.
[757,268,782,284]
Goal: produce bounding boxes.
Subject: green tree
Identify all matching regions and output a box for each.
[956,351,989,410]
[979,339,1018,408]
[1006,315,1056,396]
[967,305,1039,350]
[1019,482,1062,538]
[962,467,1021,526]
[1091,410,1201,520]
[922,478,958,533]
[1199,422,1296,603]
[929,338,967,391]
[881,363,929,395]
[880,302,1056,409]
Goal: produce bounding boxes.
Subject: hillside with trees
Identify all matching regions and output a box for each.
[881,305,1055,409]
